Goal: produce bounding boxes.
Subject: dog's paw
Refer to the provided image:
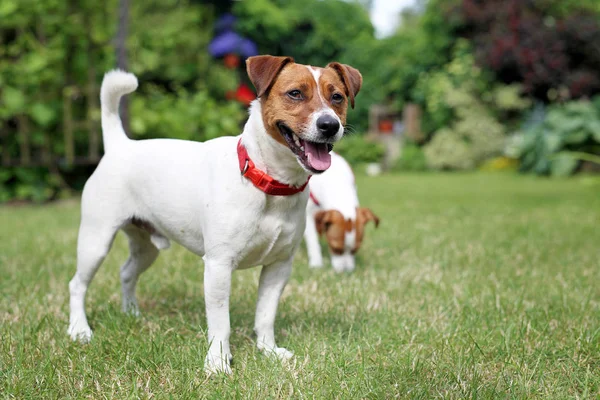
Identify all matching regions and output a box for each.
[261,346,294,361]
[204,353,233,376]
[122,301,141,316]
[68,322,93,343]
[309,261,324,269]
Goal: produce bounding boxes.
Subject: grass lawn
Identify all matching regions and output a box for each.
[1,172,599,398]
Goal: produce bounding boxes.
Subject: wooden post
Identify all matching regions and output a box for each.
[17,115,31,166]
[403,103,423,143]
[41,131,52,166]
[63,0,76,167]
[1,122,10,166]
[87,54,100,160]
[115,0,130,135]
[63,88,75,166]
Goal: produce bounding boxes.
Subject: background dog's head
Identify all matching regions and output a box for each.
[246,55,362,174]
[315,207,379,272]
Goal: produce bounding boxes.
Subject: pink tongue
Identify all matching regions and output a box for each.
[304,141,331,171]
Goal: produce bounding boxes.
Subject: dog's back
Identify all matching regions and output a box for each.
[308,152,358,216]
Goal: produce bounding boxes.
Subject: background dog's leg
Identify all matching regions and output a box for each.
[304,216,324,268]
[203,259,233,375]
[254,259,294,361]
[68,222,117,342]
[120,226,159,315]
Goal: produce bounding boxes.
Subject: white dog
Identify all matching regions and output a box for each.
[304,152,379,272]
[67,55,361,374]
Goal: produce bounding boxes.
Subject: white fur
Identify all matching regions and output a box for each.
[68,70,339,375]
[304,152,359,272]
[304,66,344,142]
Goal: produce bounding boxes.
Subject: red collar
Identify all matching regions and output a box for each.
[237,139,310,196]
[309,192,320,206]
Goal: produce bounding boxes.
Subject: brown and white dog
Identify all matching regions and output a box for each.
[304,152,379,272]
[67,55,361,374]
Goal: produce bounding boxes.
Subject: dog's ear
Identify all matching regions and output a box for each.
[356,207,380,228]
[326,62,362,109]
[315,210,334,235]
[353,207,379,253]
[246,55,294,98]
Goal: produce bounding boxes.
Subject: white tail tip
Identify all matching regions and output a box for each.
[102,69,138,95]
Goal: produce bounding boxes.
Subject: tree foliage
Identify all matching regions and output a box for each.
[0,0,245,201]
[421,41,530,170]
[452,0,600,101]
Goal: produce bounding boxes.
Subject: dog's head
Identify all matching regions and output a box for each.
[246,55,362,174]
[315,207,379,272]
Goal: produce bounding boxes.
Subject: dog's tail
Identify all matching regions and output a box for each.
[100,70,138,152]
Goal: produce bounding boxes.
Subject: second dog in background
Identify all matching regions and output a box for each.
[304,152,380,272]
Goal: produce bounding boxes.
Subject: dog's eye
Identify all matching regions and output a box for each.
[287,90,303,100]
[331,93,343,104]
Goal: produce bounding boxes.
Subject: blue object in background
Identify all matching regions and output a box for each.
[209,14,258,58]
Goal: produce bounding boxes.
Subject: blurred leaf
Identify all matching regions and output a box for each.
[29,103,56,126]
[550,153,579,177]
[563,130,589,144]
[24,53,48,74]
[544,133,563,152]
[547,113,584,134]
[0,170,12,183]
[587,120,600,142]
[0,1,17,17]
[2,86,26,113]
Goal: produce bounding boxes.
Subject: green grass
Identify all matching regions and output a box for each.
[1,172,599,398]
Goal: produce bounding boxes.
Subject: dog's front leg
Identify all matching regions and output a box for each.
[254,258,294,361]
[203,258,233,375]
[304,215,324,268]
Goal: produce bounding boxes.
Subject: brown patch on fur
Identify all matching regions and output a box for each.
[326,63,362,109]
[246,55,294,98]
[315,207,379,255]
[245,55,360,147]
[315,210,346,255]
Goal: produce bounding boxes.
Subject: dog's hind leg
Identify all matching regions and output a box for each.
[120,225,159,315]
[68,219,118,342]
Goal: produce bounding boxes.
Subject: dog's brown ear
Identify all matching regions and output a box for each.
[246,55,294,98]
[326,62,362,109]
[356,207,380,228]
[315,210,334,235]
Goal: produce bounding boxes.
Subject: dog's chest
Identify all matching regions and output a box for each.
[237,199,306,268]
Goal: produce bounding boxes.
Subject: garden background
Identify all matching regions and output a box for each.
[1,0,600,200]
[1,0,600,398]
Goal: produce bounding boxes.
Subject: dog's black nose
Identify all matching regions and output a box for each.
[316,115,340,138]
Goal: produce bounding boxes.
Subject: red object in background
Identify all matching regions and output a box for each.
[378,119,393,134]
[223,53,240,69]
[226,83,256,107]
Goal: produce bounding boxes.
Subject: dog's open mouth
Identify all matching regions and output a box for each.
[277,122,333,173]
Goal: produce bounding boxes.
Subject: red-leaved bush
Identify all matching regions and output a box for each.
[452,0,600,101]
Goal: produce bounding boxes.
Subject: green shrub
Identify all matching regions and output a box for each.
[0,167,67,203]
[334,134,384,166]
[0,0,247,203]
[419,42,530,170]
[130,86,244,141]
[393,143,428,171]
[506,99,600,177]
[423,84,527,170]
